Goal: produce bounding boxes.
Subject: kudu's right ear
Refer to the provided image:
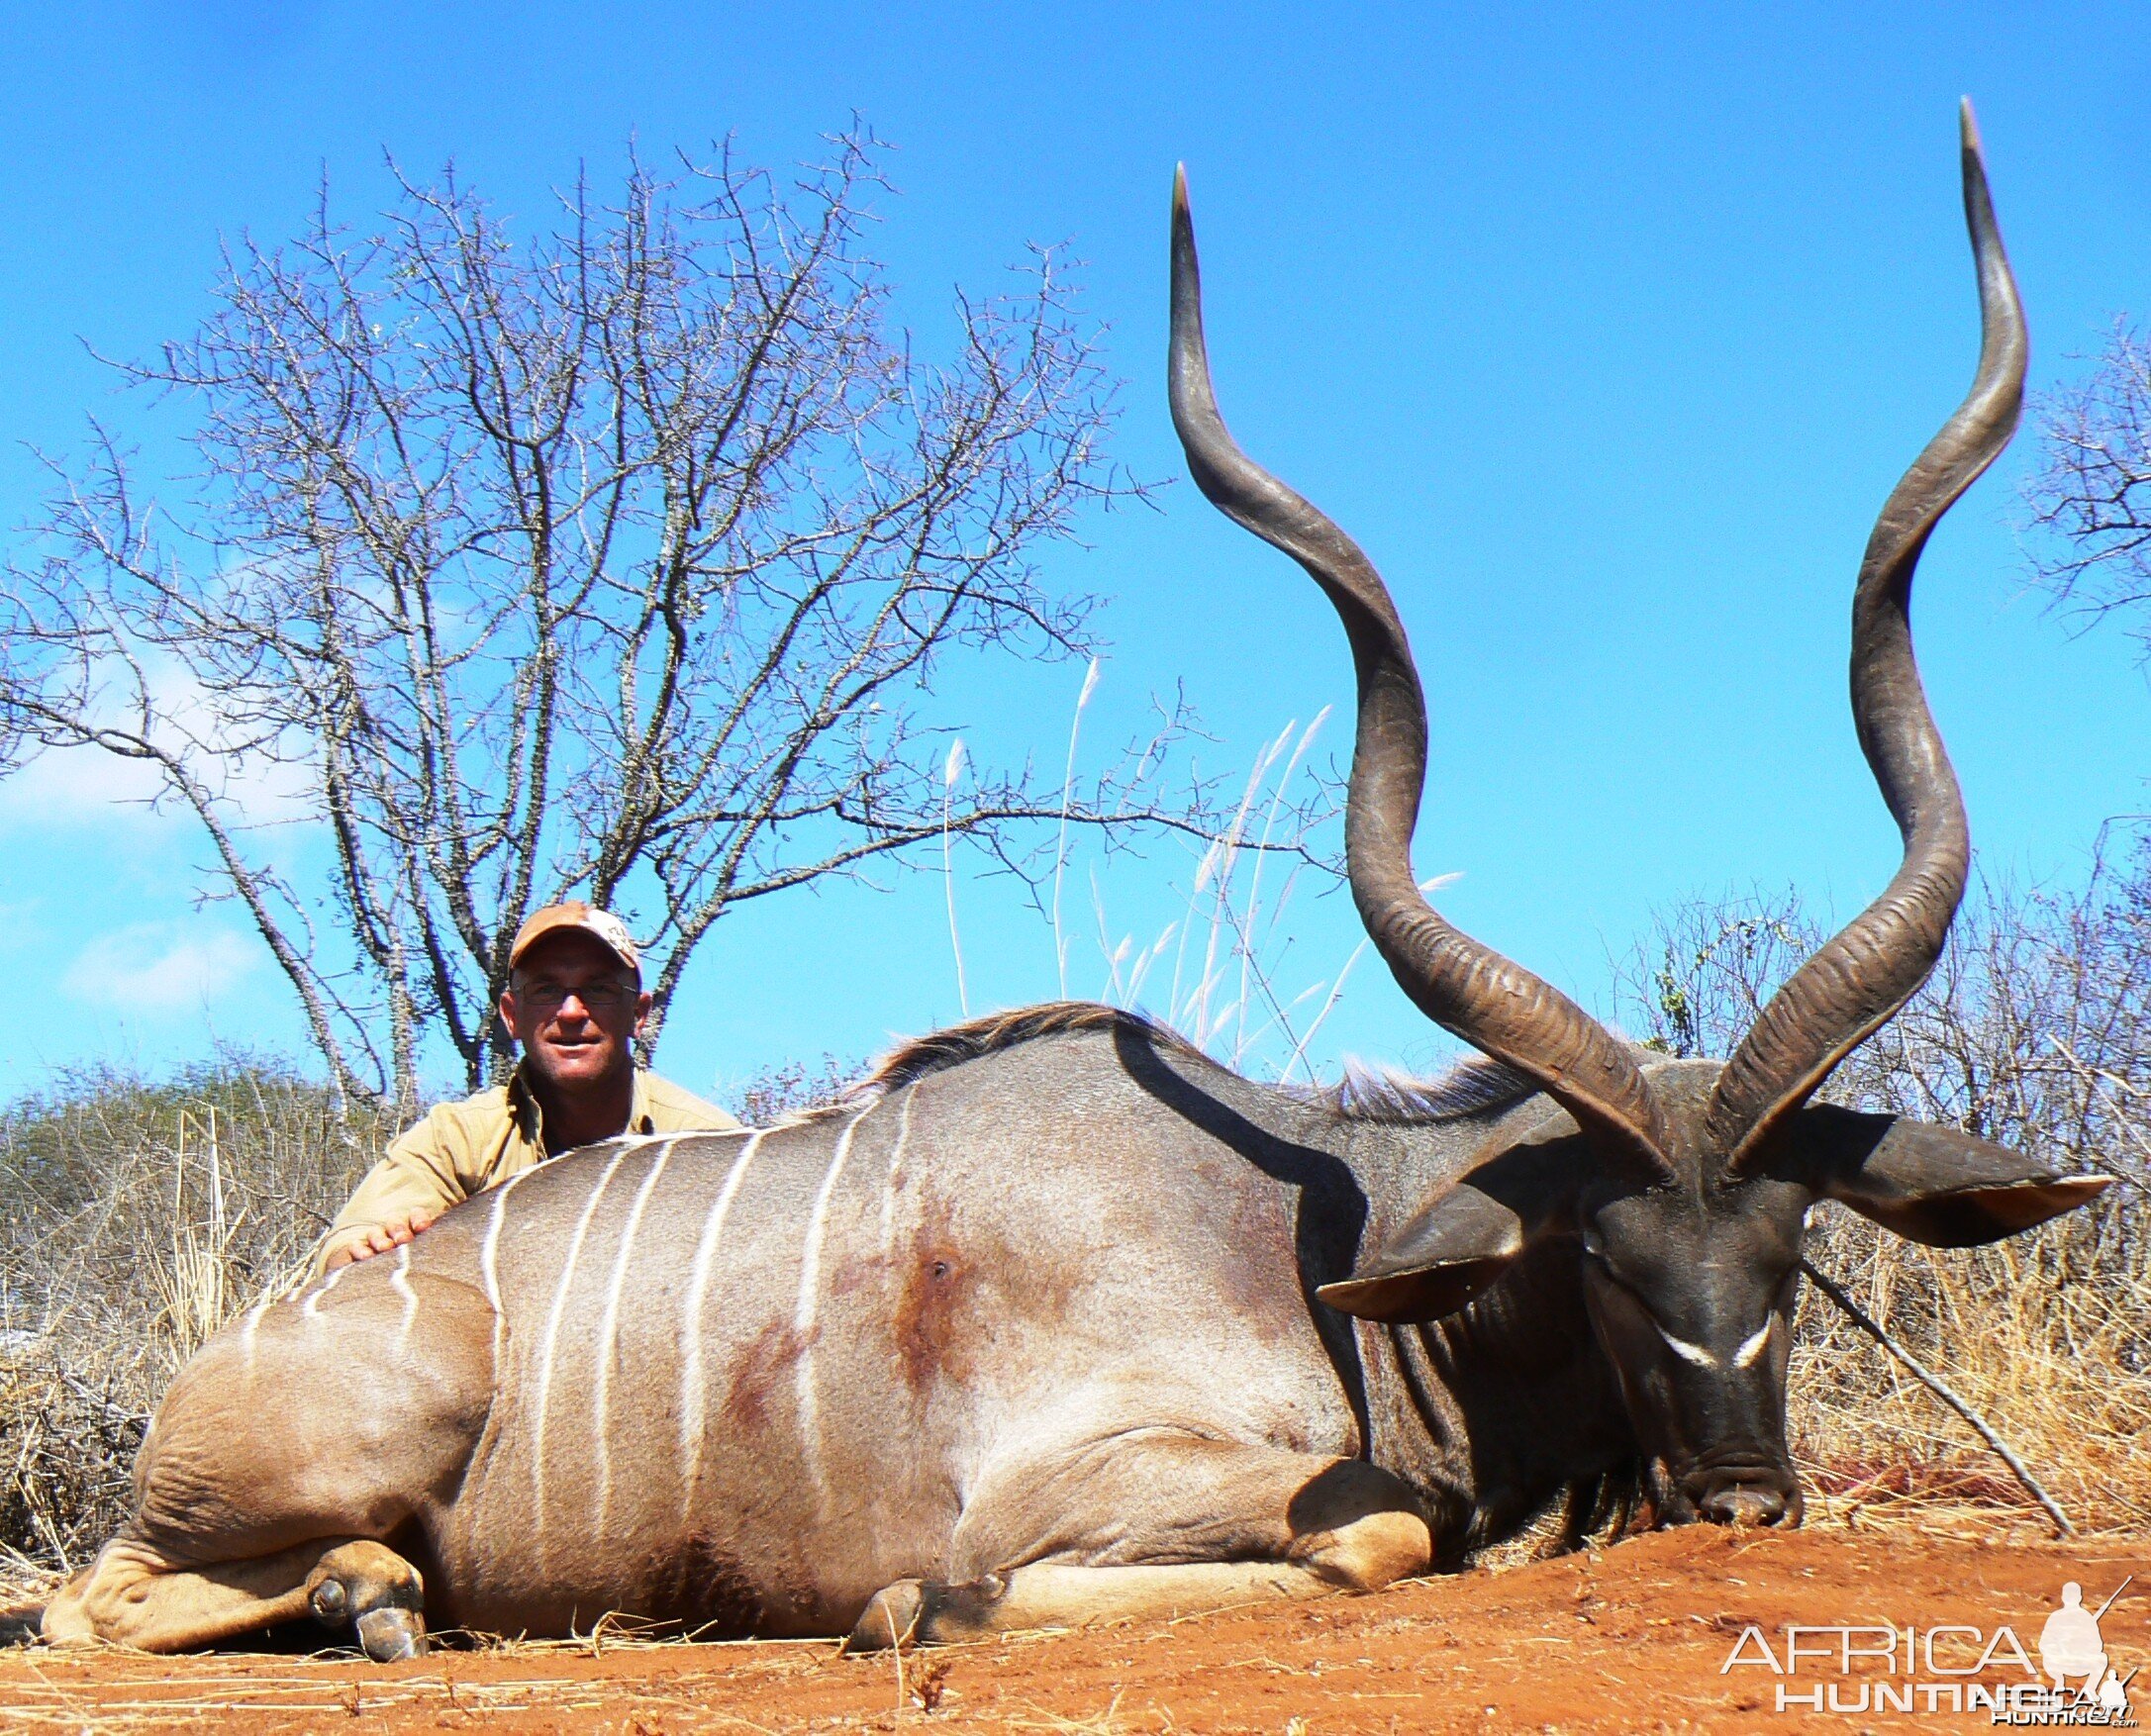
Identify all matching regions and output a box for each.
[1316,1132,1581,1324]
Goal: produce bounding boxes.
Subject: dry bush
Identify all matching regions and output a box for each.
[1616,832,2151,1534]
[0,1059,396,1576]
[1788,1206,2150,1536]
[733,1054,862,1125]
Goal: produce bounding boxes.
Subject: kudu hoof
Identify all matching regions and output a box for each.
[353,1606,429,1661]
[842,1581,926,1653]
[843,1574,1009,1652]
[306,1541,429,1661]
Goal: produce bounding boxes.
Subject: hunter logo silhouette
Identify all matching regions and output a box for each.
[2042,1584,2107,1692]
[2039,1577,2135,1719]
[1716,1571,2139,1720]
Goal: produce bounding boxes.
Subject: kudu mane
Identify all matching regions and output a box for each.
[863,999,1541,1127]
[865,1003,1186,1094]
[1320,1053,1540,1123]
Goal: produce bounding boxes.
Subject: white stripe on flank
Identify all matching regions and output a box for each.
[532,1148,630,1534]
[793,1111,868,1495]
[390,1244,419,1353]
[479,1167,538,1369]
[479,1168,537,1312]
[1658,1324,1717,1369]
[678,1131,765,1498]
[240,1297,276,1371]
[878,1090,918,1251]
[1733,1318,1775,1369]
[592,1138,681,1529]
[301,1261,350,1320]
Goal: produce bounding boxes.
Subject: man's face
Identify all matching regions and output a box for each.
[499,930,651,1093]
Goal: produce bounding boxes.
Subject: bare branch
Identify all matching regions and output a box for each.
[2024,320,2151,661]
[1799,1256,2075,1537]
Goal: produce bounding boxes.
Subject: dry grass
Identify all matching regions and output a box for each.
[0,1059,394,1582]
[1789,1203,2151,1537]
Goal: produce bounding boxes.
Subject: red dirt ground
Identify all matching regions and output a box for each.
[4,1524,2144,1733]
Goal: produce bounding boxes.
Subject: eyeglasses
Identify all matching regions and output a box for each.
[513,979,638,1013]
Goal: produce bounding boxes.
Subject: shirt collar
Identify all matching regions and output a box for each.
[509,1062,653,1147]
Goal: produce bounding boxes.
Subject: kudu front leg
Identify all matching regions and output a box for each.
[844,1438,1430,1651]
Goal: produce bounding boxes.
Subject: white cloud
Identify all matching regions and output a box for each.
[0,656,317,836]
[0,741,170,828]
[62,924,258,1013]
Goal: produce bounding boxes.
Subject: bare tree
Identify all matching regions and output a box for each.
[1612,886,1820,1061]
[0,132,1291,1106]
[2025,320,2151,661]
[1613,844,2151,1184]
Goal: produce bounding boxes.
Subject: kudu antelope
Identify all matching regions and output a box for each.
[42,107,2104,1658]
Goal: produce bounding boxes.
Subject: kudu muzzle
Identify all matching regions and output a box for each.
[1667,1349,1805,1527]
[1681,1456,1803,1529]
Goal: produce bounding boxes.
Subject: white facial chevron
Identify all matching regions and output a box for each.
[1655,1317,1778,1371]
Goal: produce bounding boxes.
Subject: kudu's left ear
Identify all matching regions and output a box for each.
[1315,1180,1527,1322]
[1316,1134,1580,1323]
[1802,1105,2110,1248]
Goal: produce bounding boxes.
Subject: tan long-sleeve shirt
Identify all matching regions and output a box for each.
[316,1067,739,1273]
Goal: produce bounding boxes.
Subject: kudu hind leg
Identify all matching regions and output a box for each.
[42,1536,427,1659]
[44,1268,493,1656]
[845,1440,1430,1650]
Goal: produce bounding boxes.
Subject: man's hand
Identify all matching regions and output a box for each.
[325,1206,440,1269]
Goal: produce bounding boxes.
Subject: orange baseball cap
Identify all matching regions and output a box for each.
[508,902,641,977]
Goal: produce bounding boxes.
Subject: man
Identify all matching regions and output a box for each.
[317,902,738,1272]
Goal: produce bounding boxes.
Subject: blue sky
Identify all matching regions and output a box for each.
[0,2,2145,1106]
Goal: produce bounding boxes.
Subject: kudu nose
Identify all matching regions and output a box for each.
[1699,1483,1787,1527]
[1681,1456,1800,1528]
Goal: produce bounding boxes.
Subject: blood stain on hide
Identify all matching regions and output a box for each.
[722,1320,805,1433]
[894,1200,971,1395]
